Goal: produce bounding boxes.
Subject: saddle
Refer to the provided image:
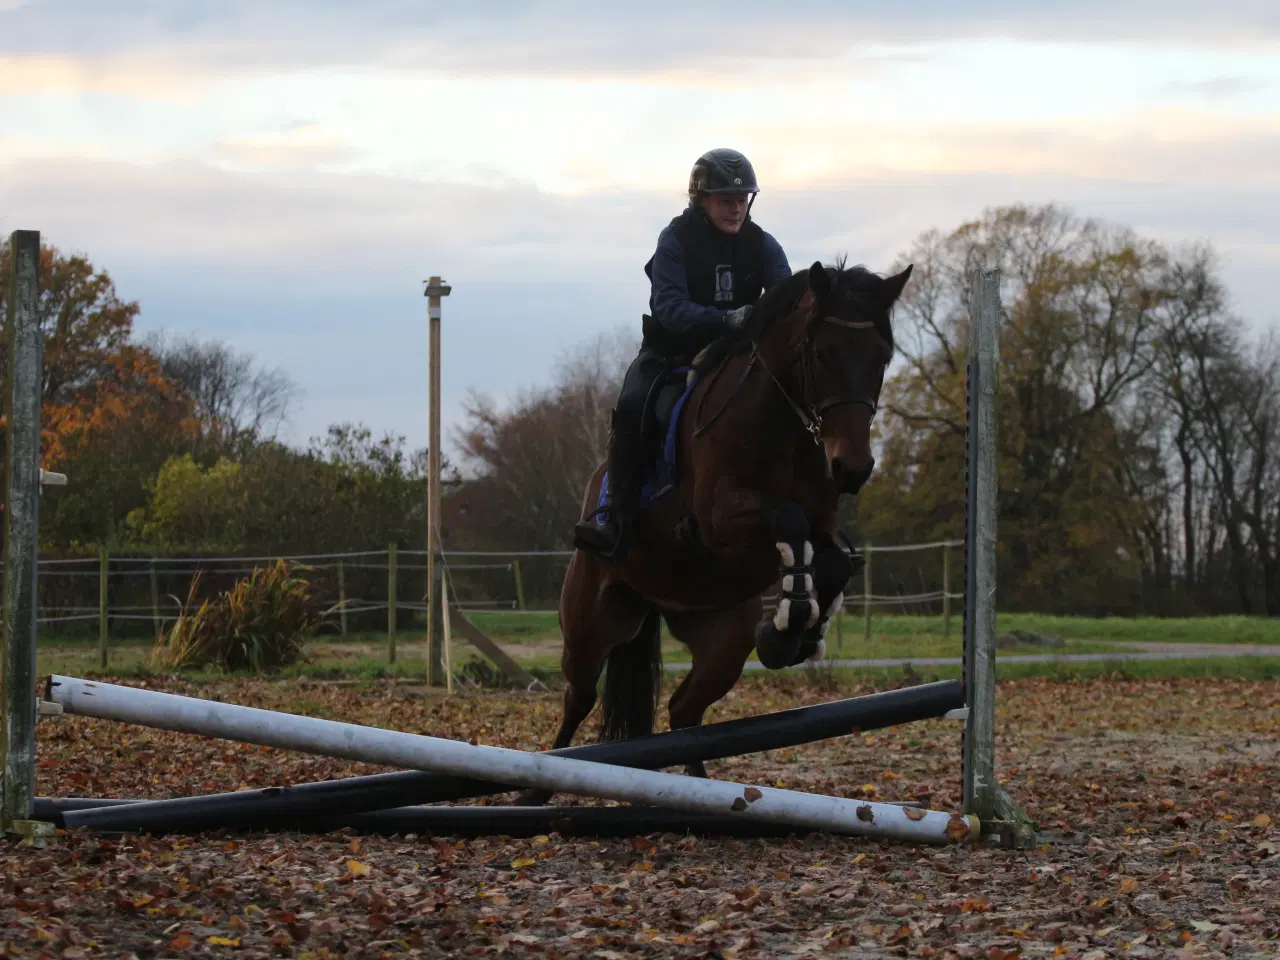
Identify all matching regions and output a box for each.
[596,362,699,517]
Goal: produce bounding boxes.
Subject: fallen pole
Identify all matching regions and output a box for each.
[34,797,840,838]
[51,679,965,834]
[47,676,978,845]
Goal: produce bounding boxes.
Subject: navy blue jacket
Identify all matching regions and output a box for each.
[644,209,791,353]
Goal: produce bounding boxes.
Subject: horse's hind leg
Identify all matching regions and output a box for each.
[663,600,760,778]
[514,553,648,806]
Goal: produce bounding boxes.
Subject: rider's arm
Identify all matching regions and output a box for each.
[761,232,793,291]
[648,228,734,338]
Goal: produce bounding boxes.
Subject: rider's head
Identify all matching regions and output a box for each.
[688,148,759,236]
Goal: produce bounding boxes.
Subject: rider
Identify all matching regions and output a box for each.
[572,148,793,564]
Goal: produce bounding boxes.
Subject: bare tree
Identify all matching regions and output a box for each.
[449,326,636,553]
[144,333,300,447]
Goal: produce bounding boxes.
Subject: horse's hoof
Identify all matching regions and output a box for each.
[754,619,801,670]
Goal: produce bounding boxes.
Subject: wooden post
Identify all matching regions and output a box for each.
[98,546,109,668]
[387,543,397,664]
[149,559,161,640]
[428,562,445,685]
[337,559,348,636]
[3,229,42,834]
[942,545,951,638]
[863,542,872,645]
[424,276,451,687]
[962,266,1034,846]
[440,569,455,694]
[511,559,526,611]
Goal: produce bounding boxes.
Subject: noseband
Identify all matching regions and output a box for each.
[693,313,888,446]
[762,314,886,446]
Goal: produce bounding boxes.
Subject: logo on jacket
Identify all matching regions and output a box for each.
[714,265,734,304]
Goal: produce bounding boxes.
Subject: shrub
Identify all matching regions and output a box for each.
[152,560,331,672]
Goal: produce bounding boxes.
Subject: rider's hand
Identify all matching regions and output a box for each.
[724,305,753,329]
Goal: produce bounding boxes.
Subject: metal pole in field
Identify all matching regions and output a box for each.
[2,230,45,840]
[424,276,451,687]
[47,676,979,845]
[962,267,1034,847]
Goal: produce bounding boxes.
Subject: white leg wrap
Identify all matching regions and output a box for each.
[774,540,820,631]
[773,598,791,631]
[824,591,844,619]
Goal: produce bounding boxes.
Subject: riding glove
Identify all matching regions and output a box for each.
[724,305,753,329]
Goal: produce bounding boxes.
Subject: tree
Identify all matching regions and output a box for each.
[0,238,139,406]
[39,346,199,548]
[126,424,433,556]
[450,328,634,551]
[859,204,1234,613]
[143,333,300,452]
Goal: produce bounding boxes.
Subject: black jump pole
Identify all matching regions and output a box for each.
[54,680,963,834]
[34,798,838,839]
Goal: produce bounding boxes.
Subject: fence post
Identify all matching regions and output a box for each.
[98,546,109,668]
[387,543,397,664]
[149,558,161,640]
[942,544,951,638]
[337,559,348,636]
[428,558,445,683]
[2,229,42,836]
[863,542,872,644]
[511,559,526,611]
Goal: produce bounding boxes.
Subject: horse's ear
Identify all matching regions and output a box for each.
[808,261,831,301]
[880,264,913,306]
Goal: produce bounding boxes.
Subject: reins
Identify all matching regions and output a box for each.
[691,314,880,444]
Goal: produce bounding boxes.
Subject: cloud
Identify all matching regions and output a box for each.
[1156,76,1274,101]
[212,123,355,171]
[3,1,1279,76]
[1,153,1275,453]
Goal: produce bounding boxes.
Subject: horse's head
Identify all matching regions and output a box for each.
[792,260,912,495]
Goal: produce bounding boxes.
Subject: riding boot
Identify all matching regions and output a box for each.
[572,425,646,565]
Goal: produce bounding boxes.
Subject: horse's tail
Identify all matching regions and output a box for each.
[600,609,663,742]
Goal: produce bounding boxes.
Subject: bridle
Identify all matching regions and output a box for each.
[693,312,888,446]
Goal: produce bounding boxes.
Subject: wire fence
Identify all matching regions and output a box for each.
[11,540,965,661]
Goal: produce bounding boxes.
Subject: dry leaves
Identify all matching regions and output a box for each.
[1,674,1276,957]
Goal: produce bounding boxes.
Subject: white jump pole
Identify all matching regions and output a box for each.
[47,676,978,845]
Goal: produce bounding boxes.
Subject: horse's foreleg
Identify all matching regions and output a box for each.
[753,501,825,669]
[790,540,856,664]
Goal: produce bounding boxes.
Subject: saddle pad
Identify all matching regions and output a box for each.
[595,368,698,523]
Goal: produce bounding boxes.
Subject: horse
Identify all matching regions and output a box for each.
[519,259,911,804]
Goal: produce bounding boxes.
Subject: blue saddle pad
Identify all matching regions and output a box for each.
[595,368,698,524]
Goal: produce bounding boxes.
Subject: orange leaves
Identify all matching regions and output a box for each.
[41,346,198,469]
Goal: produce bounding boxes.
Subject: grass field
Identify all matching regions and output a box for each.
[36,611,1280,683]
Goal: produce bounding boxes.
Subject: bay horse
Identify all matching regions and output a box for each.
[520,259,911,804]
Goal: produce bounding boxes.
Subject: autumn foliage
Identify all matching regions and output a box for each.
[4,206,1279,616]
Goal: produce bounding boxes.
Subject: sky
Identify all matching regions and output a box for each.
[2,1,1277,456]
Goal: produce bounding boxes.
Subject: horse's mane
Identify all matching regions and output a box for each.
[693,256,892,373]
